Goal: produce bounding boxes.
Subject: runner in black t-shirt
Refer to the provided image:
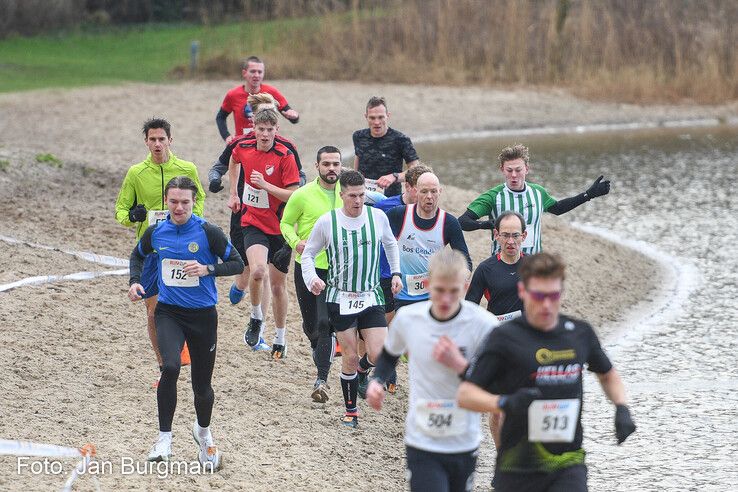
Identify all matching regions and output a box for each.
[457,253,636,492]
[353,96,419,197]
[466,211,526,322]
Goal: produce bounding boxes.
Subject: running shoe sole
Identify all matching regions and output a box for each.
[251,338,271,352]
[244,318,262,347]
[340,415,358,428]
[271,344,287,360]
[311,384,329,403]
[229,283,245,305]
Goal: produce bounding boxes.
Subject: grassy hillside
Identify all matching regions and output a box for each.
[0,17,314,92]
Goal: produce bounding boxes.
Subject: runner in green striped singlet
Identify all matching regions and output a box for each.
[301,170,402,428]
[459,144,611,254]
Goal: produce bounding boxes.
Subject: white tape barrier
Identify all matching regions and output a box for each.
[0,439,99,491]
[0,235,127,267]
[63,454,101,492]
[0,439,92,458]
[0,269,129,293]
[0,235,129,292]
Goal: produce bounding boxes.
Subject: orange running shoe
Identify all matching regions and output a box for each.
[181,342,191,366]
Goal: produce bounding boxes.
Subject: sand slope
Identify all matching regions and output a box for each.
[1,80,729,490]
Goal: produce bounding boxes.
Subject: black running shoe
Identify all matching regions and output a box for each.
[244,318,262,347]
[271,343,287,360]
[357,370,369,399]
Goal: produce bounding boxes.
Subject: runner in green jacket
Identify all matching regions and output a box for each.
[115,118,205,385]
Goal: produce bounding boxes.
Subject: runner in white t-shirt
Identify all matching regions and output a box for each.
[366,249,498,492]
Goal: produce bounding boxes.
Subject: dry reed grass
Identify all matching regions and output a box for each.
[189,0,738,104]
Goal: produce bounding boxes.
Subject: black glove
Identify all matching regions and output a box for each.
[498,387,542,416]
[128,204,147,223]
[614,404,636,444]
[272,244,292,267]
[585,175,610,200]
[209,179,224,193]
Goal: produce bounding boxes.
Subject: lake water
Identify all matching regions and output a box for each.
[417,125,738,491]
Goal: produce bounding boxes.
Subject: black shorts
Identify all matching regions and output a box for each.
[229,210,246,262]
[493,464,588,492]
[405,445,478,492]
[327,303,387,332]
[242,225,290,273]
[394,297,425,311]
[380,277,395,313]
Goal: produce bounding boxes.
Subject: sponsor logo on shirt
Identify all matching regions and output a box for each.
[265,164,275,176]
[406,233,416,240]
[535,348,576,364]
[188,242,199,253]
[534,363,582,385]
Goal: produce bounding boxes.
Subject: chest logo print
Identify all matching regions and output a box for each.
[535,348,576,365]
[265,164,275,176]
[188,242,199,253]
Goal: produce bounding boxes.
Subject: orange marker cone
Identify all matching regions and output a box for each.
[181,342,191,366]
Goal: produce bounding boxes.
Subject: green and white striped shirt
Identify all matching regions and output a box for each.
[301,206,400,305]
[467,182,557,255]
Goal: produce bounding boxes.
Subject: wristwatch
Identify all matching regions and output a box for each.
[392,172,400,182]
[207,264,215,275]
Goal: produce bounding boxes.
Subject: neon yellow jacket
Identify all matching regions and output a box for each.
[280,178,342,268]
[115,152,205,240]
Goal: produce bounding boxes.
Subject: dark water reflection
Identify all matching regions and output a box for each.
[417,126,738,491]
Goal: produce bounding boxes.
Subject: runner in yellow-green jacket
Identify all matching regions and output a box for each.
[115,118,205,379]
[279,145,342,402]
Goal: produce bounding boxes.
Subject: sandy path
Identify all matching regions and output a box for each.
[0,80,733,490]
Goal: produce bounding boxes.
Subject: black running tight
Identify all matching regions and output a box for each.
[155,302,218,432]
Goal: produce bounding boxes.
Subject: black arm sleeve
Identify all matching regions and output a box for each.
[129,226,155,285]
[444,215,473,270]
[385,206,406,237]
[372,347,401,384]
[547,193,588,216]
[459,209,494,231]
[203,223,245,276]
[208,160,228,182]
[215,109,231,140]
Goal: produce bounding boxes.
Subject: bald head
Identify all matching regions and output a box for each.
[415,172,442,217]
[416,172,440,188]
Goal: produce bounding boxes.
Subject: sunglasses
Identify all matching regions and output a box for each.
[526,289,562,302]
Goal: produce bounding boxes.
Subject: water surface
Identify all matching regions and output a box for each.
[418,126,738,491]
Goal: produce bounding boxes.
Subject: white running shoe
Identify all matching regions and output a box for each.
[192,421,222,471]
[147,435,172,462]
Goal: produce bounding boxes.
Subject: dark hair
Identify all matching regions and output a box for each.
[164,176,198,199]
[366,96,387,113]
[142,118,171,138]
[253,108,279,126]
[518,252,566,285]
[241,56,263,70]
[498,143,529,168]
[494,210,526,233]
[316,145,341,163]
[339,170,365,188]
